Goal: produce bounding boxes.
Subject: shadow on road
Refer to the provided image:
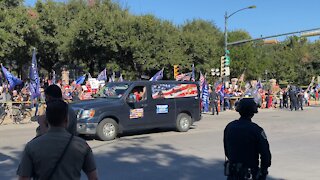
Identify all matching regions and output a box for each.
[0,136,283,180]
[0,146,23,180]
[82,127,188,141]
[93,136,282,180]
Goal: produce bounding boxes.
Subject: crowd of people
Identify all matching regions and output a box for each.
[206,83,319,115]
[0,78,107,124]
[0,79,104,106]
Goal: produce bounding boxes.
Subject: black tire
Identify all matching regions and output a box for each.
[176,113,191,132]
[96,118,119,141]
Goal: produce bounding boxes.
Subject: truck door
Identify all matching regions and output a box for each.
[123,85,153,128]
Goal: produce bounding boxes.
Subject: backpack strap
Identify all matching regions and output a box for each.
[45,134,74,180]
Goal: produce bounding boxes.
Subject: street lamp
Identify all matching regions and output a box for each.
[223,5,256,77]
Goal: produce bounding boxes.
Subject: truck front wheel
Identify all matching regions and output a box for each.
[97,118,118,141]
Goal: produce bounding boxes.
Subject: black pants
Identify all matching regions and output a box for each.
[290,98,297,111]
[283,99,288,108]
[211,101,219,115]
[297,98,303,110]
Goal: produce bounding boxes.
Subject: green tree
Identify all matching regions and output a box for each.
[180,20,223,77]
[228,30,255,79]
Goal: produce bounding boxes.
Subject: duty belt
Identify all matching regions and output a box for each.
[228,163,257,180]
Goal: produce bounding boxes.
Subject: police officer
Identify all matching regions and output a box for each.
[297,88,304,110]
[209,87,219,115]
[17,100,97,180]
[289,86,298,111]
[224,98,271,180]
[283,89,288,108]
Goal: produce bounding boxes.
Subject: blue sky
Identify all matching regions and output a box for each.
[25,0,320,41]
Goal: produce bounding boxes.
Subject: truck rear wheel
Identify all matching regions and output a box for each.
[97,118,118,141]
[176,113,191,132]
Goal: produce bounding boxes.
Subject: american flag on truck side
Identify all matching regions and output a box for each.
[152,84,198,99]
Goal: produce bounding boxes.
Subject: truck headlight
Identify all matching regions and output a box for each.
[80,109,95,119]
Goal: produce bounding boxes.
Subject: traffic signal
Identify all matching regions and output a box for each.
[173,65,179,78]
[221,56,226,77]
[225,49,231,66]
[225,55,230,66]
[221,56,230,77]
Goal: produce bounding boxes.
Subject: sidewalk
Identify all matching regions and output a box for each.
[0,121,37,131]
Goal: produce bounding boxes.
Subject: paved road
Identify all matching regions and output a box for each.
[1,107,320,180]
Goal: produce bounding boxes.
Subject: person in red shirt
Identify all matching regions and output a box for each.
[134,90,141,102]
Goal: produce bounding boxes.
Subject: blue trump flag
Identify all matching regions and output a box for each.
[1,65,23,90]
[76,75,86,85]
[29,49,41,99]
[202,79,209,112]
[97,68,107,81]
[149,68,164,81]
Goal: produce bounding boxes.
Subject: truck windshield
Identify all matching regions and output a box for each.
[97,83,129,98]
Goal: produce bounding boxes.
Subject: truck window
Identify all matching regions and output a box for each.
[128,86,147,102]
[98,83,129,98]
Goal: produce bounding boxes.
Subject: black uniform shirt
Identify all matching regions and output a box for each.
[224,117,272,170]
